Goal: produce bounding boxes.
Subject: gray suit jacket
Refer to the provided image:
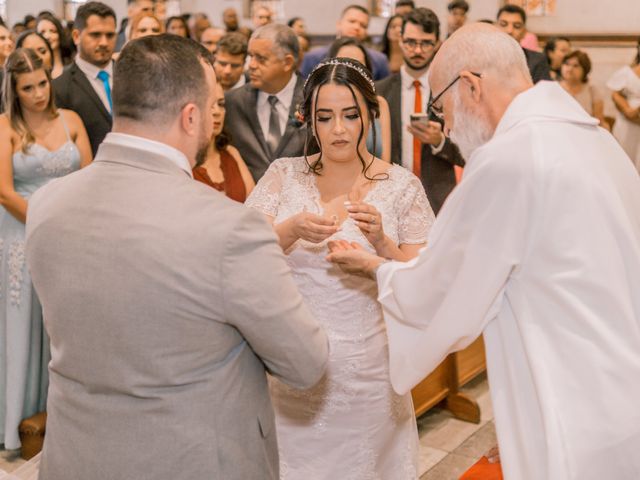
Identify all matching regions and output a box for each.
[26,141,329,480]
[224,75,312,182]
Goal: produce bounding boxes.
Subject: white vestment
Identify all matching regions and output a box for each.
[378,81,640,480]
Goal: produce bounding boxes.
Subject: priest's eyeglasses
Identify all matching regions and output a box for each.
[427,72,482,122]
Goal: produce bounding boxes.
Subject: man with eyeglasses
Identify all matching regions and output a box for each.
[376,8,464,215]
[496,4,551,83]
[329,23,640,480]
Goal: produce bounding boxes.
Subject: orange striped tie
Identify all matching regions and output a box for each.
[413,80,422,178]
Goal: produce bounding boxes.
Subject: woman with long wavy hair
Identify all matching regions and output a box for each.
[36,13,75,78]
[0,48,90,455]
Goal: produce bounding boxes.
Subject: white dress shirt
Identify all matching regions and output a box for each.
[399,65,445,170]
[257,73,297,142]
[230,75,246,91]
[75,56,113,113]
[102,132,193,178]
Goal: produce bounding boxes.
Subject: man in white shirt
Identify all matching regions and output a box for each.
[54,1,116,156]
[27,34,328,480]
[328,23,640,480]
[376,8,465,214]
[224,24,309,181]
[214,32,248,92]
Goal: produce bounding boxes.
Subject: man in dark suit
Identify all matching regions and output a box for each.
[54,2,116,157]
[300,5,389,81]
[225,24,309,182]
[496,4,551,84]
[376,8,464,215]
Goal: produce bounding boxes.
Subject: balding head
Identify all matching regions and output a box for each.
[429,23,533,159]
[430,23,530,93]
[200,27,225,55]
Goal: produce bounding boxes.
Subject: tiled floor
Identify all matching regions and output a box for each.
[418,373,497,479]
[0,448,25,474]
[0,374,495,479]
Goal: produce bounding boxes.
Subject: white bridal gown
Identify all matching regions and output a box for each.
[246,156,435,480]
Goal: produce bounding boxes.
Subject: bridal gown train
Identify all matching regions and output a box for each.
[246,156,435,479]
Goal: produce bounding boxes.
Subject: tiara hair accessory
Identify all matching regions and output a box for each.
[304,57,376,93]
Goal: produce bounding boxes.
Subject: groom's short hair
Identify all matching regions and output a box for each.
[113,34,213,122]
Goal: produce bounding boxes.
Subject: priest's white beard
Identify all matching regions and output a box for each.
[449,90,495,160]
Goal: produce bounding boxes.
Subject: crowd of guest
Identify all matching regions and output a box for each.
[0,0,639,473]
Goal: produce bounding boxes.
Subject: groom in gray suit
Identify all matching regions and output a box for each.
[26,35,328,480]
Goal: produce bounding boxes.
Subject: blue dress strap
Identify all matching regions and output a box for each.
[59,111,72,143]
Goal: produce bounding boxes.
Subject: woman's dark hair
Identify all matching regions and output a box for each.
[562,50,592,83]
[287,17,302,28]
[543,36,570,65]
[36,13,76,66]
[299,58,383,180]
[165,16,190,39]
[215,130,231,150]
[380,14,402,59]
[327,37,372,73]
[15,30,54,69]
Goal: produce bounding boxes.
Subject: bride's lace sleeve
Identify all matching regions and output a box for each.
[397,174,436,245]
[245,160,285,217]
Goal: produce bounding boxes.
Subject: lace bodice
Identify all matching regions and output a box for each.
[246,156,434,251]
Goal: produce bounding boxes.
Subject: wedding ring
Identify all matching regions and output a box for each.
[370,217,376,225]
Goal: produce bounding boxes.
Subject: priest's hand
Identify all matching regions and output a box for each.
[407,120,445,146]
[345,201,384,248]
[326,240,385,279]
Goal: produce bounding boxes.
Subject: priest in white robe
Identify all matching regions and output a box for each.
[328,24,640,480]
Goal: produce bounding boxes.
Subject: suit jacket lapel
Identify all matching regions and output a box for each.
[71,63,111,123]
[274,75,304,158]
[244,87,271,161]
[389,74,403,165]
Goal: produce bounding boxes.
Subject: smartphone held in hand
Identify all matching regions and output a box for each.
[410,113,429,127]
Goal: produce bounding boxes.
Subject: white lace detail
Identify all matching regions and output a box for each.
[248,157,426,479]
[8,240,26,307]
[34,143,77,177]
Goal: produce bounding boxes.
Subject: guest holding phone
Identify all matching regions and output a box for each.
[376,8,464,214]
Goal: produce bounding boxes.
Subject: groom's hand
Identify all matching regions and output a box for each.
[326,241,386,279]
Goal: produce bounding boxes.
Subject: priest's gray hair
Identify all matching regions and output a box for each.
[435,23,531,89]
[251,23,300,62]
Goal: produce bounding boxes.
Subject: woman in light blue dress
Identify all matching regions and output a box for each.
[0,48,91,453]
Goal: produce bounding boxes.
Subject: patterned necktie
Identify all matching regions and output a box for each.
[97,70,112,114]
[267,95,282,156]
[413,80,422,178]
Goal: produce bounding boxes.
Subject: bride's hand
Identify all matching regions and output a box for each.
[345,201,384,248]
[292,211,339,243]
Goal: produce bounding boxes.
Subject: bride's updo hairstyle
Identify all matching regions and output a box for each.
[300,57,382,179]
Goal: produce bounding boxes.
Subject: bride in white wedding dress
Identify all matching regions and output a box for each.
[246,58,435,479]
